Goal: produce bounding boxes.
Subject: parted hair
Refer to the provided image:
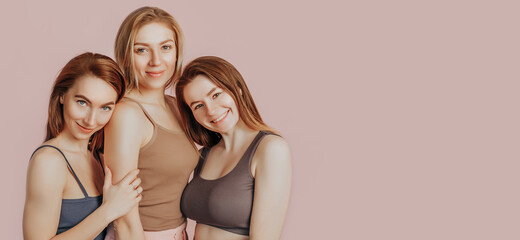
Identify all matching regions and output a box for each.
[114,6,184,91]
[45,52,126,159]
[176,56,275,147]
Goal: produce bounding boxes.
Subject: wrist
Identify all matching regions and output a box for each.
[98,203,116,223]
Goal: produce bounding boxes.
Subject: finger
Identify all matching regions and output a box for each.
[130,178,142,189]
[136,186,143,195]
[103,166,112,189]
[119,169,140,186]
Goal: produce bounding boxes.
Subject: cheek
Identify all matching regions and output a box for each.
[163,52,177,66]
[192,111,207,126]
[222,95,238,110]
[64,104,86,120]
[133,56,148,71]
[96,112,113,126]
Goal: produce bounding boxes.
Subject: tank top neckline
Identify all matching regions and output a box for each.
[31,145,103,199]
[197,131,264,181]
[123,96,183,135]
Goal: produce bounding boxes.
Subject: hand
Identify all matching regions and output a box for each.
[101,166,143,221]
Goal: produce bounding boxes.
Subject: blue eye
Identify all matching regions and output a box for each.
[162,45,172,50]
[77,100,87,106]
[101,106,112,111]
[135,48,147,53]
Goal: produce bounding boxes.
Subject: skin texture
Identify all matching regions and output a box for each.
[104,22,184,240]
[23,76,142,240]
[183,76,292,240]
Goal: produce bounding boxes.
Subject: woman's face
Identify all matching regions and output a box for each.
[133,22,177,90]
[60,75,117,140]
[183,75,240,134]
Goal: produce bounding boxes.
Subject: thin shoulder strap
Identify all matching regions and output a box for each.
[194,147,210,176]
[31,145,89,198]
[165,95,182,122]
[123,97,156,126]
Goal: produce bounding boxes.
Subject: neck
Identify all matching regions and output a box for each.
[53,129,90,154]
[127,87,167,105]
[218,121,258,152]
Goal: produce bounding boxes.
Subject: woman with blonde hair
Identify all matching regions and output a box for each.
[177,56,292,240]
[23,52,142,240]
[104,7,198,240]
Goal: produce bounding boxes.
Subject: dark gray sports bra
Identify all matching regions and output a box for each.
[31,145,106,240]
[181,131,276,236]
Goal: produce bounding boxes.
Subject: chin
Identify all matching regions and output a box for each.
[74,130,98,141]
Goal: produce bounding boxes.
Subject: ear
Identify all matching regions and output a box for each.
[59,95,64,104]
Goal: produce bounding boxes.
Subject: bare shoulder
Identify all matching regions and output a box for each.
[110,100,144,122]
[254,134,291,167]
[106,99,146,134]
[258,134,290,156]
[29,147,68,172]
[27,147,68,191]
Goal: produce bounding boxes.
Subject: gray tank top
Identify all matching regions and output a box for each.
[31,145,106,240]
[181,131,277,236]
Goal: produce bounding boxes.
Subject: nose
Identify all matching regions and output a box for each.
[149,50,161,66]
[206,101,218,116]
[85,109,96,127]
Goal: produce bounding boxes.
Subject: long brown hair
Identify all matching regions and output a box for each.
[176,56,275,147]
[114,6,184,91]
[46,52,126,159]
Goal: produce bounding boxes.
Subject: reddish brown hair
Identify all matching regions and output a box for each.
[114,6,184,91]
[45,52,126,159]
[176,56,275,147]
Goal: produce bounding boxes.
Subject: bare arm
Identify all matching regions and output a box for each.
[249,135,292,240]
[104,101,147,240]
[23,149,142,240]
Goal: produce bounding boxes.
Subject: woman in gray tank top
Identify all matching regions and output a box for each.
[23,53,143,240]
[176,56,292,240]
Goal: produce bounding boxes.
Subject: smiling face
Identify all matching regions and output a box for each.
[133,22,177,90]
[183,75,240,134]
[60,75,118,140]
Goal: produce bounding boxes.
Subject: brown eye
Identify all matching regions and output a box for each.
[194,104,203,110]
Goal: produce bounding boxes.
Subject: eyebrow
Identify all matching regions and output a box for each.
[189,87,218,108]
[134,39,174,46]
[74,95,115,106]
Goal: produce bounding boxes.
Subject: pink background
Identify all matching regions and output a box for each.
[1,0,519,239]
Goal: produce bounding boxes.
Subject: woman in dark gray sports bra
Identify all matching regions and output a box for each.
[23,53,143,240]
[176,56,292,240]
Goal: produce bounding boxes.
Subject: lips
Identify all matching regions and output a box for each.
[210,110,229,124]
[146,70,166,77]
[76,122,94,133]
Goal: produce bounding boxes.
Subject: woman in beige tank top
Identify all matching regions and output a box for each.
[104,7,198,240]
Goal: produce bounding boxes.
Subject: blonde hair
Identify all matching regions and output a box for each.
[114,6,184,91]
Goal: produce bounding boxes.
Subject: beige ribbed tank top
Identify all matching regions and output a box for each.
[125,96,198,231]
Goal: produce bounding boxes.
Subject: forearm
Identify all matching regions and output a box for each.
[47,204,112,240]
[113,208,145,240]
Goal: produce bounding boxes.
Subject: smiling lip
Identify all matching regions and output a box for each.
[76,122,94,133]
[146,70,166,77]
[210,110,229,124]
